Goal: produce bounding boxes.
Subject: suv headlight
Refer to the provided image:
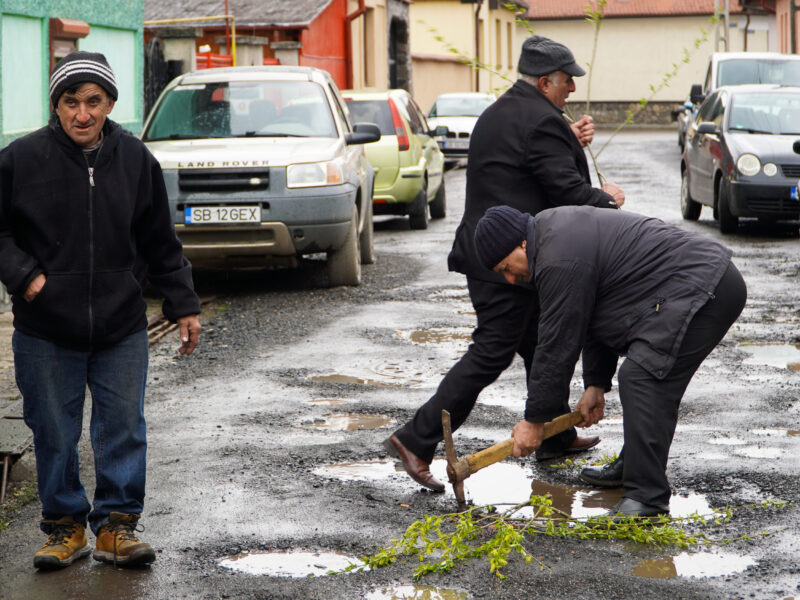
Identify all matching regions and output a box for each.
[736,154,761,177]
[287,160,344,188]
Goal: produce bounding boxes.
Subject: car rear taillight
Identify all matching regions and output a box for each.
[388,98,410,151]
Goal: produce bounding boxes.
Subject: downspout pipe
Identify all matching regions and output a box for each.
[345,0,366,89]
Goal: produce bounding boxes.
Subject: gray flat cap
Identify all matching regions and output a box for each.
[518,35,586,77]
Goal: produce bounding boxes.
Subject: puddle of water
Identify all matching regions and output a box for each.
[311,374,396,387]
[364,585,468,600]
[733,445,784,459]
[300,414,392,431]
[739,343,800,370]
[313,460,400,481]
[305,399,349,406]
[219,550,364,577]
[395,328,473,347]
[632,551,755,579]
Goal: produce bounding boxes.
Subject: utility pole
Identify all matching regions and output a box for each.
[475,0,483,91]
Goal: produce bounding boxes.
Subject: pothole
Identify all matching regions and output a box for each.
[219,550,366,577]
[364,585,468,599]
[304,398,349,406]
[739,343,800,370]
[311,374,397,387]
[299,414,392,431]
[395,327,473,347]
[632,551,756,579]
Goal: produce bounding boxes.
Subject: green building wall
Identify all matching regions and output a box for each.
[0,0,144,147]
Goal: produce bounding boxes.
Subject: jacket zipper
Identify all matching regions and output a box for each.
[85,142,102,344]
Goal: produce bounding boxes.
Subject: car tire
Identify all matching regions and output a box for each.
[359,198,375,265]
[408,181,429,230]
[680,168,701,220]
[717,178,738,234]
[430,179,446,220]
[327,207,361,286]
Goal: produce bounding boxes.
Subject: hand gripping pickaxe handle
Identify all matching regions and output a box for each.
[442,409,585,508]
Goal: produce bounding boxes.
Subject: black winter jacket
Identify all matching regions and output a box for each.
[0,115,200,351]
[448,79,616,284]
[523,206,734,423]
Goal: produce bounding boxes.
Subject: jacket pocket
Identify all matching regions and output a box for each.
[91,269,146,341]
[19,273,91,345]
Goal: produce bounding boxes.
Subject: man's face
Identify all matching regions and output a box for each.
[539,71,576,109]
[493,242,531,285]
[55,83,115,148]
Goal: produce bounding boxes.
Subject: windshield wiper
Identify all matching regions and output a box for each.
[727,127,774,134]
[236,132,309,138]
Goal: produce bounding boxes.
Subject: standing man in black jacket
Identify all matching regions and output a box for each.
[385,36,625,491]
[474,205,746,517]
[0,52,201,569]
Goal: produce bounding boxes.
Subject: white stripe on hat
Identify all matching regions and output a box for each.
[49,60,116,95]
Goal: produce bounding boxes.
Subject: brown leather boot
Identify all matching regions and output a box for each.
[93,512,156,567]
[33,516,92,570]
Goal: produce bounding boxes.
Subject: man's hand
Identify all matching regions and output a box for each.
[576,385,605,427]
[570,115,595,147]
[177,314,201,356]
[602,182,625,208]
[511,419,544,458]
[24,274,46,302]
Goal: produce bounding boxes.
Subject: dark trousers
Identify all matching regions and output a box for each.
[394,276,576,463]
[619,262,747,507]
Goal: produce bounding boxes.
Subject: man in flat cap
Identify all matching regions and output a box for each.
[473,205,745,518]
[385,35,625,492]
[0,51,201,569]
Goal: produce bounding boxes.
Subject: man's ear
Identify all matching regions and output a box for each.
[105,99,115,114]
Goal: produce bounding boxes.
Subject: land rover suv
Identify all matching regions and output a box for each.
[141,66,379,286]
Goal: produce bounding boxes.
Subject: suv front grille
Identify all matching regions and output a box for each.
[179,168,270,192]
[780,164,800,178]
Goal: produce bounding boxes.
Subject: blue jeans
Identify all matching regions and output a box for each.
[14,329,149,534]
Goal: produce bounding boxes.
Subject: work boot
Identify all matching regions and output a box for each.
[33,516,92,570]
[93,512,156,567]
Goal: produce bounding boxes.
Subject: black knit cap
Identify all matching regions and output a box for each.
[518,35,586,77]
[50,51,118,106]
[474,206,530,270]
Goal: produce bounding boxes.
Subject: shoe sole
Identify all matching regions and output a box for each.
[578,473,623,488]
[34,545,92,570]
[93,547,156,567]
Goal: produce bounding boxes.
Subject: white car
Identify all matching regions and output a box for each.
[141,66,379,286]
[426,92,496,166]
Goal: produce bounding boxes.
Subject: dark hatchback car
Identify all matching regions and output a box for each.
[681,85,800,233]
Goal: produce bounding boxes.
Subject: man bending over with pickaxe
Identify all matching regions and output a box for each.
[473,205,746,518]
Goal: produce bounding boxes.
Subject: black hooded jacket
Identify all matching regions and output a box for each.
[522,206,734,423]
[448,78,617,284]
[0,115,200,350]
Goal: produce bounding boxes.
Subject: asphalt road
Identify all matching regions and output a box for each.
[1,129,799,600]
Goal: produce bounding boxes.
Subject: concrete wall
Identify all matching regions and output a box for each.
[0,0,144,147]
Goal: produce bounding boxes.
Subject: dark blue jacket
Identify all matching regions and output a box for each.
[0,115,200,350]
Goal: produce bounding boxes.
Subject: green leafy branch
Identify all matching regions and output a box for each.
[339,496,790,580]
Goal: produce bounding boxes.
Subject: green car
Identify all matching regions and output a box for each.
[343,89,446,229]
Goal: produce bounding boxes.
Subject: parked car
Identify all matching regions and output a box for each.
[426,92,495,166]
[680,85,800,233]
[342,89,446,229]
[673,52,800,150]
[141,66,380,286]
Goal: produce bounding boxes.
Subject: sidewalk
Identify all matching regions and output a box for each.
[0,308,16,407]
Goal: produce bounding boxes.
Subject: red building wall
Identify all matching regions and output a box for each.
[299,0,348,88]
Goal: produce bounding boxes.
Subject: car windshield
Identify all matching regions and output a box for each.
[727,92,800,135]
[718,59,800,87]
[143,80,338,140]
[428,96,493,117]
[343,99,394,135]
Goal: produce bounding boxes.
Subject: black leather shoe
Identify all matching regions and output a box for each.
[384,435,445,493]
[609,497,669,521]
[579,456,623,488]
[535,435,600,462]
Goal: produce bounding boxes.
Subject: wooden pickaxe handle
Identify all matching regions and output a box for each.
[448,411,585,484]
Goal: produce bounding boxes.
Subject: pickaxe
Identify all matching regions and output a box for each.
[442,409,585,509]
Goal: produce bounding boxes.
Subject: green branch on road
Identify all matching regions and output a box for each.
[341,497,789,580]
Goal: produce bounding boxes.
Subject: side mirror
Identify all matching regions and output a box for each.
[689,83,705,106]
[430,125,449,137]
[696,122,719,136]
[346,122,381,145]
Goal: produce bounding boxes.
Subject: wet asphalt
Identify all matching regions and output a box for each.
[0,129,799,600]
